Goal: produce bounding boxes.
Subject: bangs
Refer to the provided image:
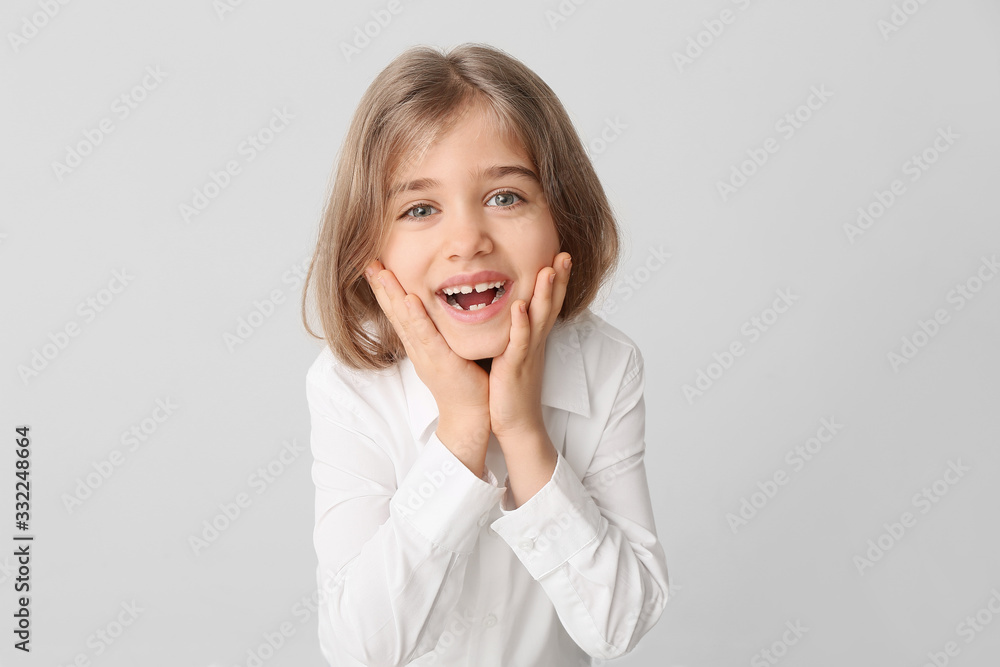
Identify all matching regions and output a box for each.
[381,93,528,198]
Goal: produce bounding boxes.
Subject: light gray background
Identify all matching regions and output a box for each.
[3,1,1000,665]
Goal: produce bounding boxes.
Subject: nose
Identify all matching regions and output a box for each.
[442,204,493,259]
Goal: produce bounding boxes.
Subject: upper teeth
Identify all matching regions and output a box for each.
[441,280,505,295]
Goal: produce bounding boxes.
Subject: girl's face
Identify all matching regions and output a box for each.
[380,106,561,361]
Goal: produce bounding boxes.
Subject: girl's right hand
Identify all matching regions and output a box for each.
[365,260,492,474]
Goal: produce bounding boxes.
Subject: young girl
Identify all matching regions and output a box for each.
[302,43,669,666]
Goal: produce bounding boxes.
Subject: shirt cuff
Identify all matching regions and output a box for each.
[481,465,500,486]
[489,451,604,579]
[389,432,506,554]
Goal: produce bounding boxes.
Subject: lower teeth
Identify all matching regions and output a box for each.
[448,285,505,311]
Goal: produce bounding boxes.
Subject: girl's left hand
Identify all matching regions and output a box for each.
[489,251,572,442]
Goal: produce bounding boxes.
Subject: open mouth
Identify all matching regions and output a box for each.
[438,280,508,312]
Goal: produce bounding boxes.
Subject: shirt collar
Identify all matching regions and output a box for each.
[397,317,591,443]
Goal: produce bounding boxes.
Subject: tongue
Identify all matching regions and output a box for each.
[455,288,497,310]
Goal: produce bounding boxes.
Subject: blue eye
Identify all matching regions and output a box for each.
[402,204,438,219]
[487,191,523,207]
[398,191,525,220]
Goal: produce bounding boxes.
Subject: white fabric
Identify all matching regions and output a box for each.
[307,309,669,666]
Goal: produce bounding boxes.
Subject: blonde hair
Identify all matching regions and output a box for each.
[302,42,622,371]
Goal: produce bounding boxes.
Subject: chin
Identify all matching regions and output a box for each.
[450,337,506,361]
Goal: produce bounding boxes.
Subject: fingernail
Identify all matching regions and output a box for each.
[378,274,386,286]
[404,297,412,310]
[563,257,572,270]
[548,272,555,285]
[519,301,526,313]
[365,267,374,278]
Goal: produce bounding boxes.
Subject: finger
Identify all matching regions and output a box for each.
[365,262,415,353]
[364,261,393,322]
[366,262,452,365]
[550,252,572,327]
[365,261,399,326]
[527,265,556,338]
[400,290,456,360]
[375,267,421,345]
[506,299,532,362]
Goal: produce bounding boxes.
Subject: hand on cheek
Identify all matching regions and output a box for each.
[489,252,572,441]
[364,260,491,425]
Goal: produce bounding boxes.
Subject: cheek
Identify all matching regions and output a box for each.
[514,223,558,265]
[527,219,561,266]
[379,255,416,291]
[381,236,431,292]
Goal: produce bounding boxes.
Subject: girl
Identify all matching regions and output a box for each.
[302,43,669,666]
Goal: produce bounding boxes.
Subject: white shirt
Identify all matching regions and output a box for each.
[307,309,669,666]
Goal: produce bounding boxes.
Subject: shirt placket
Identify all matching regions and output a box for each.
[466,431,509,665]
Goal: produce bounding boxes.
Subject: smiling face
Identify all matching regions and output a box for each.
[379,103,561,361]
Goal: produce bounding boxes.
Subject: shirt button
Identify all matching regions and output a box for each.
[478,512,489,527]
[517,537,535,551]
[483,613,497,627]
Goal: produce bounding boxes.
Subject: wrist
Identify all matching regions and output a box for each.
[438,411,490,436]
[436,413,490,475]
[493,416,546,444]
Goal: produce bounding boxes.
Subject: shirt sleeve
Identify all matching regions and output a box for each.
[488,347,670,660]
[308,367,506,667]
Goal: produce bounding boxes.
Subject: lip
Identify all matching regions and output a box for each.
[435,270,512,293]
[434,272,513,324]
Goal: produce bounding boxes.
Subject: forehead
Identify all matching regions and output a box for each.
[388,105,532,187]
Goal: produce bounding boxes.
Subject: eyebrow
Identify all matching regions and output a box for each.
[388,164,540,201]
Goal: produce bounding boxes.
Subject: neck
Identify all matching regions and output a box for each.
[475,358,493,374]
